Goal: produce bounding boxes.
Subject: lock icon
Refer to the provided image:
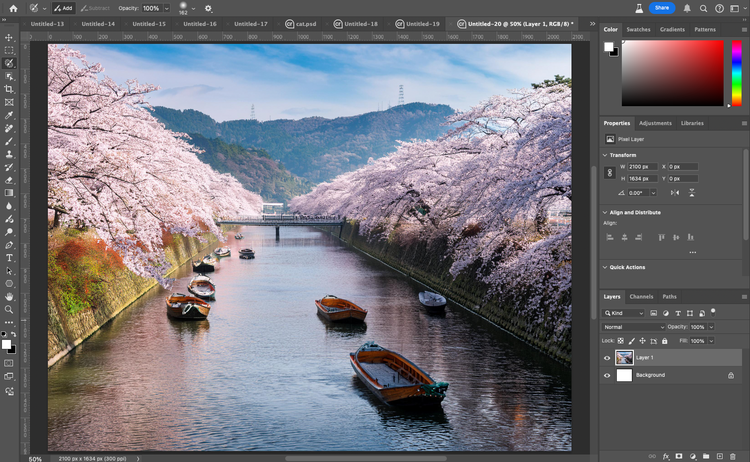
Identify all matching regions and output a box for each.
[728,372,735,379]
[662,338,668,345]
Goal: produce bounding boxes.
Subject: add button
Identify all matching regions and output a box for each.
[649,2,676,13]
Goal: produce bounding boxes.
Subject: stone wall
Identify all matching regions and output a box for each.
[325,222,571,365]
[47,232,220,367]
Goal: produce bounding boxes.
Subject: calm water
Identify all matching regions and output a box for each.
[48,226,572,452]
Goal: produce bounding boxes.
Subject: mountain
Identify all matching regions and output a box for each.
[152,103,455,183]
[186,134,314,204]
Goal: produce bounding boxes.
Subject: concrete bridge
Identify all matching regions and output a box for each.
[217,215,345,239]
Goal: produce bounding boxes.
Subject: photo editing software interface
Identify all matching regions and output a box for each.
[0,0,747,461]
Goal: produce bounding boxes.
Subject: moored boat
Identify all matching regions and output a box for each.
[234,233,244,239]
[214,246,231,257]
[418,291,447,311]
[350,341,449,407]
[165,293,211,320]
[239,248,255,259]
[315,295,367,322]
[187,275,216,300]
[192,255,216,273]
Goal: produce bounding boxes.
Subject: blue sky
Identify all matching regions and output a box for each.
[68,44,571,122]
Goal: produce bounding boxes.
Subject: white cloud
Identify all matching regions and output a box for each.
[69,44,571,122]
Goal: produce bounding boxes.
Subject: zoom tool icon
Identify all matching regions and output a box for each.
[333,19,343,29]
[285,19,295,29]
[457,19,467,29]
[395,19,405,29]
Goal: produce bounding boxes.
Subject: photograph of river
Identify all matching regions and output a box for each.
[48,43,572,451]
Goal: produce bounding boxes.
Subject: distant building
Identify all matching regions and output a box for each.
[262,203,285,215]
[548,208,571,227]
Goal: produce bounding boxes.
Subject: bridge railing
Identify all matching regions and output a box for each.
[217,215,345,225]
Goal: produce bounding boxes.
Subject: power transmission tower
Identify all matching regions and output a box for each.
[398,85,404,105]
[251,104,256,120]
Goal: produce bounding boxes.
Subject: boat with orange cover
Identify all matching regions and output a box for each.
[349,341,449,407]
[315,295,367,322]
[165,293,211,320]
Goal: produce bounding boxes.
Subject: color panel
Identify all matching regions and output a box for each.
[622,40,724,106]
[732,40,742,107]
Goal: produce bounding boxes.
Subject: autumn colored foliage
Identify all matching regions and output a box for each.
[48,230,126,314]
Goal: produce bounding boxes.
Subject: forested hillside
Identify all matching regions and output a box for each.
[152,103,455,183]
[187,134,313,204]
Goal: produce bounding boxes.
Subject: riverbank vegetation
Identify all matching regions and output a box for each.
[48,228,125,315]
[48,45,263,286]
[291,84,572,343]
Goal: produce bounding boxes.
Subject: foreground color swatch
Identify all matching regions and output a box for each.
[622,40,724,106]
[732,41,742,107]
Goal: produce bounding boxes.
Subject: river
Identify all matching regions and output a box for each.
[48,226,572,452]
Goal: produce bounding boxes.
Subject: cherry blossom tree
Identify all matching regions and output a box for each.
[48,45,262,286]
[291,85,572,340]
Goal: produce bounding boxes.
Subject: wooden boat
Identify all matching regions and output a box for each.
[214,246,231,257]
[192,256,215,273]
[165,293,211,320]
[315,295,367,322]
[239,248,255,259]
[187,275,216,300]
[234,233,244,239]
[350,341,449,407]
[419,291,447,311]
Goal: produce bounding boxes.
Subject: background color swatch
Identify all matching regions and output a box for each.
[622,40,724,106]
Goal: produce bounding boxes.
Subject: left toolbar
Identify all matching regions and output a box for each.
[0,19,20,462]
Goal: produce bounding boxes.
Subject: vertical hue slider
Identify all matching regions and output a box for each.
[732,41,742,107]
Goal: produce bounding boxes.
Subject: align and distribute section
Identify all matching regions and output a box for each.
[622,40,724,106]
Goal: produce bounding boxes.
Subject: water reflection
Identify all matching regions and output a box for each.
[48,226,571,452]
[167,317,210,341]
[322,318,368,338]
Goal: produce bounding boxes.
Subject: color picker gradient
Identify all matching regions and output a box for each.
[732,41,742,107]
[622,40,724,106]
